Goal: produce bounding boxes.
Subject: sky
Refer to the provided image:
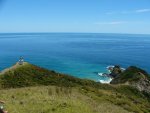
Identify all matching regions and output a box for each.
[0,0,150,34]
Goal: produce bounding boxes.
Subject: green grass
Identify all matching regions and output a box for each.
[0,86,131,113]
[0,63,101,89]
[0,63,150,113]
[79,85,150,113]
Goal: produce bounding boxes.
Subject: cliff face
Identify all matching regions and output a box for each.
[111,66,150,93]
[131,78,150,93]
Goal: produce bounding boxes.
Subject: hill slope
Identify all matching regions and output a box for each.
[0,63,150,113]
[111,66,150,93]
[0,86,132,113]
[0,62,100,88]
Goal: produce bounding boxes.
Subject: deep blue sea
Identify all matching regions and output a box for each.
[0,33,150,82]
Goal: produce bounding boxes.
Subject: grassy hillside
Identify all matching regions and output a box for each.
[0,86,131,113]
[0,63,150,113]
[0,62,100,89]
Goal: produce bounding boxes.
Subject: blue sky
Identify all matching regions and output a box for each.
[0,0,150,34]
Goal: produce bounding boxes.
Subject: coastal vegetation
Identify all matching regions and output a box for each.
[111,66,150,94]
[0,63,150,113]
[111,66,150,83]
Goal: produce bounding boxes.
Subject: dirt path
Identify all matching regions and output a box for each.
[0,62,28,75]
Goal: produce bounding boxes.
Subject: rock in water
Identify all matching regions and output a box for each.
[109,65,123,78]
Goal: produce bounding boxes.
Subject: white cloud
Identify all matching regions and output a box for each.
[135,9,150,13]
[106,8,150,15]
[95,21,126,25]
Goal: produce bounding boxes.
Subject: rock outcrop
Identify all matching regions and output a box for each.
[111,66,150,94]
[109,65,123,78]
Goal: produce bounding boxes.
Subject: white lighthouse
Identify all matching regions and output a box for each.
[18,57,24,65]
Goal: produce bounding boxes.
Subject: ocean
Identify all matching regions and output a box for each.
[0,33,150,82]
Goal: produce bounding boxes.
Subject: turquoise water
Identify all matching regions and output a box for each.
[0,33,150,82]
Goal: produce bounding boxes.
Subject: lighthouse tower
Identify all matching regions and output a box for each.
[18,57,24,65]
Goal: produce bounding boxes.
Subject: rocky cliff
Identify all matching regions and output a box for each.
[111,66,150,94]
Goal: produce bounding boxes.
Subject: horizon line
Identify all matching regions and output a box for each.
[0,32,150,35]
